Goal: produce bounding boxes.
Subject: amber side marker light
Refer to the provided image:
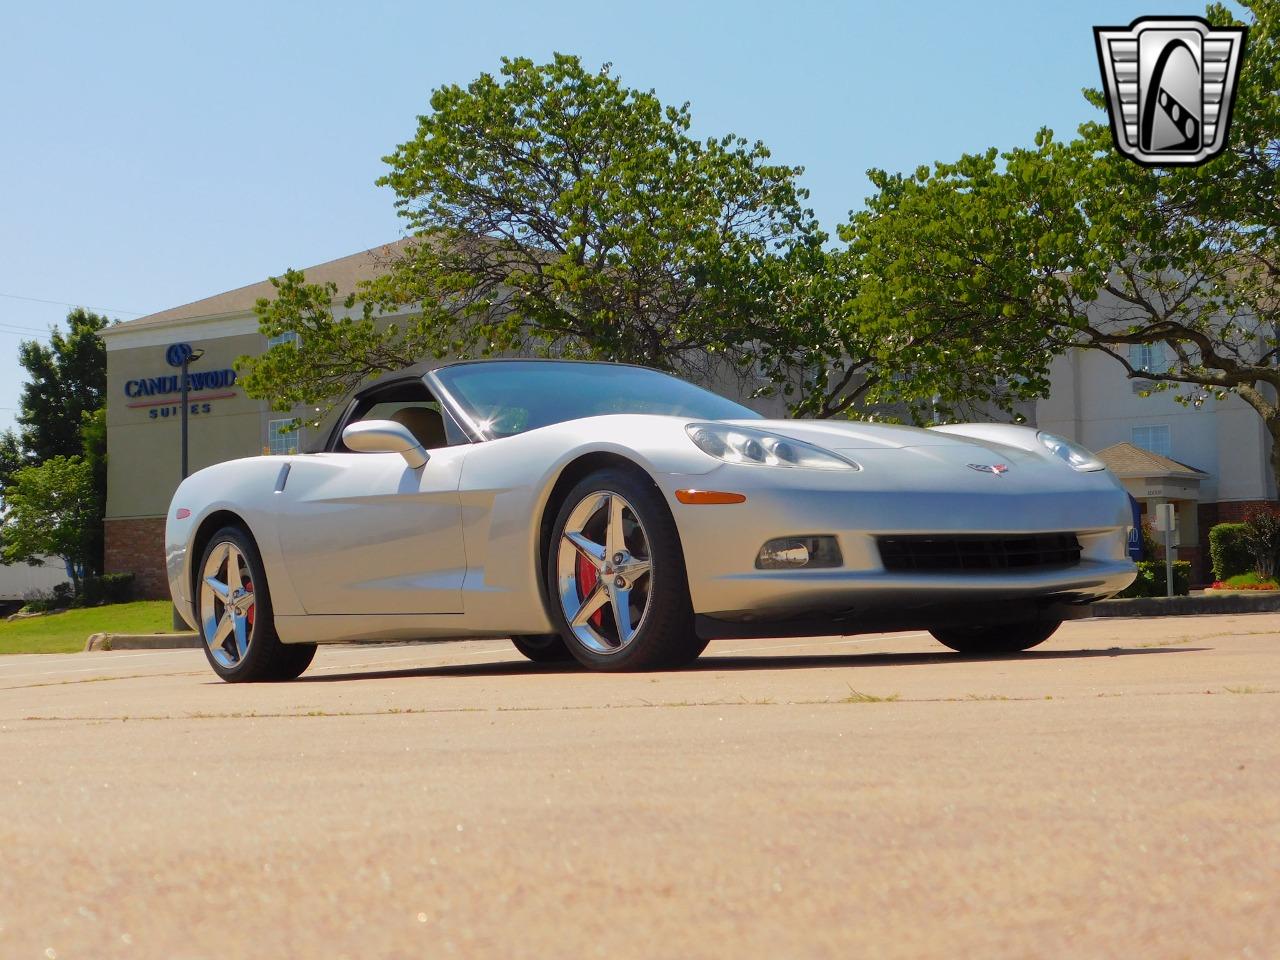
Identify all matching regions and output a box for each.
[674,489,747,505]
[175,508,191,520]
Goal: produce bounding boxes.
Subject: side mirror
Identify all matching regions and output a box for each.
[341,420,428,469]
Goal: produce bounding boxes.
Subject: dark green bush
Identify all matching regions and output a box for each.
[50,582,74,608]
[99,572,135,605]
[1242,508,1280,580]
[1209,523,1252,581]
[80,572,136,606]
[1116,560,1191,598]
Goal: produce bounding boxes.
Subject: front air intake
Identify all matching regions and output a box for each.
[876,533,1082,573]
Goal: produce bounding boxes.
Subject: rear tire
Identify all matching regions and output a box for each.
[510,633,576,663]
[930,619,1062,655]
[196,526,317,682]
[545,469,700,671]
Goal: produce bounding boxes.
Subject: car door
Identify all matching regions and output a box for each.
[274,386,469,615]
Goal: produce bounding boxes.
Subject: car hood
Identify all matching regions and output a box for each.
[729,419,1008,452]
[719,418,1118,492]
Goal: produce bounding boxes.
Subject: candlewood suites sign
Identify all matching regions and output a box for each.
[123,343,239,420]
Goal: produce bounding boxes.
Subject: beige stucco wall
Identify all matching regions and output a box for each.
[105,329,269,519]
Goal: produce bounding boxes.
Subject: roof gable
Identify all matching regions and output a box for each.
[1096,441,1207,479]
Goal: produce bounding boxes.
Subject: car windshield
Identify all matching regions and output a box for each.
[434,361,763,439]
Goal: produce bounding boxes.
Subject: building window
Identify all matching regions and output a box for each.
[267,331,300,349]
[1129,343,1164,373]
[268,419,302,456]
[1132,424,1171,458]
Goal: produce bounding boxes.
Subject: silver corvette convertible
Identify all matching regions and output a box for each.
[166,359,1136,681]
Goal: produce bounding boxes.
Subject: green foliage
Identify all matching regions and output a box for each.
[1117,560,1192,598]
[1242,507,1280,579]
[0,308,110,574]
[6,307,109,464]
[830,146,1069,422]
[239,54,818,421]
[1,455,98,594]
[81,572,136,606]
[238,267,457,423]
[1209,523,1254,581]
[1216,571,1279,589]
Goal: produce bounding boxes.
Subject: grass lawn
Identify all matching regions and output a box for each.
[0,601,177,654]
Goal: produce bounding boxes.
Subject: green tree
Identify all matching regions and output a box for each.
[0,307,110,573]
[1,456,97,595]
[6,307,109,463]
[239,54,818,419]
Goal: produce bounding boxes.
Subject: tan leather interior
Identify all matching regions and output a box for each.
[389,406,447,450]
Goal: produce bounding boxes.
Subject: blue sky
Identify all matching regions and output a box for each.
[0,0,1205,434]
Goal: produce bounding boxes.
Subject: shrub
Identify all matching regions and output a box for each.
[20,587,53,614]
[1116,560,1192,598]
[98,572,135,605]
[50,582,74,609]
[78,572,136,606]
[1242,507,1280,580]
[1209,523,1252,581]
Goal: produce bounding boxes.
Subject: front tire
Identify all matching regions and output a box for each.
[510,633,576,663]
[196,526,317,682]
[930,619,1062,655]
[545,469,701,671]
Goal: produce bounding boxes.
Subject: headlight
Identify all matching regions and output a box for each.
[1037,432,1105,472]
[685,423,859,471]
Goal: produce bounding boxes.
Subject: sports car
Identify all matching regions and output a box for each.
[166,359,1137,681]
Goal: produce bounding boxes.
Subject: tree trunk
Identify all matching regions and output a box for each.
[1269,419,1280,503]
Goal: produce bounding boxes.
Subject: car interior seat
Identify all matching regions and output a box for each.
[389,405,448,450]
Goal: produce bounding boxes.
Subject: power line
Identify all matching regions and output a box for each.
[0,326,53,339]
[0,291,145,315]
[0,320,53,334]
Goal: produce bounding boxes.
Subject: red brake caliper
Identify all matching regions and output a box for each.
[244,580,255,628]
[575,554,604,628]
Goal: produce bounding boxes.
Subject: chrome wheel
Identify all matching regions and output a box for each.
[200,541,256,669]
[556,491,653,655]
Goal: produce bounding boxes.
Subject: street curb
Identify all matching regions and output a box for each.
[85,632,202,651]
[1086,594,1280,618]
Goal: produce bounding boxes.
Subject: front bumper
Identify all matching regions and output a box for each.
[661,463,1137,630]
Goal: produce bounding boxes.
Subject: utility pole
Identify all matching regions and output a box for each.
[174,345,204,632]
[179,348,205,480]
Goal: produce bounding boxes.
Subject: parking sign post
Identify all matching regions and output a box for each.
[1154,503,1177,597]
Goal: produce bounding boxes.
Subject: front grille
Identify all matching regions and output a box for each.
[877,533,1082,573]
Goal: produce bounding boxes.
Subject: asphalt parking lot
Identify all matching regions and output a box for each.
[2,614,1278,959]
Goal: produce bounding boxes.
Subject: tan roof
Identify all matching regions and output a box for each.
[103,238,413,334]
[1096,441,1207,479]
